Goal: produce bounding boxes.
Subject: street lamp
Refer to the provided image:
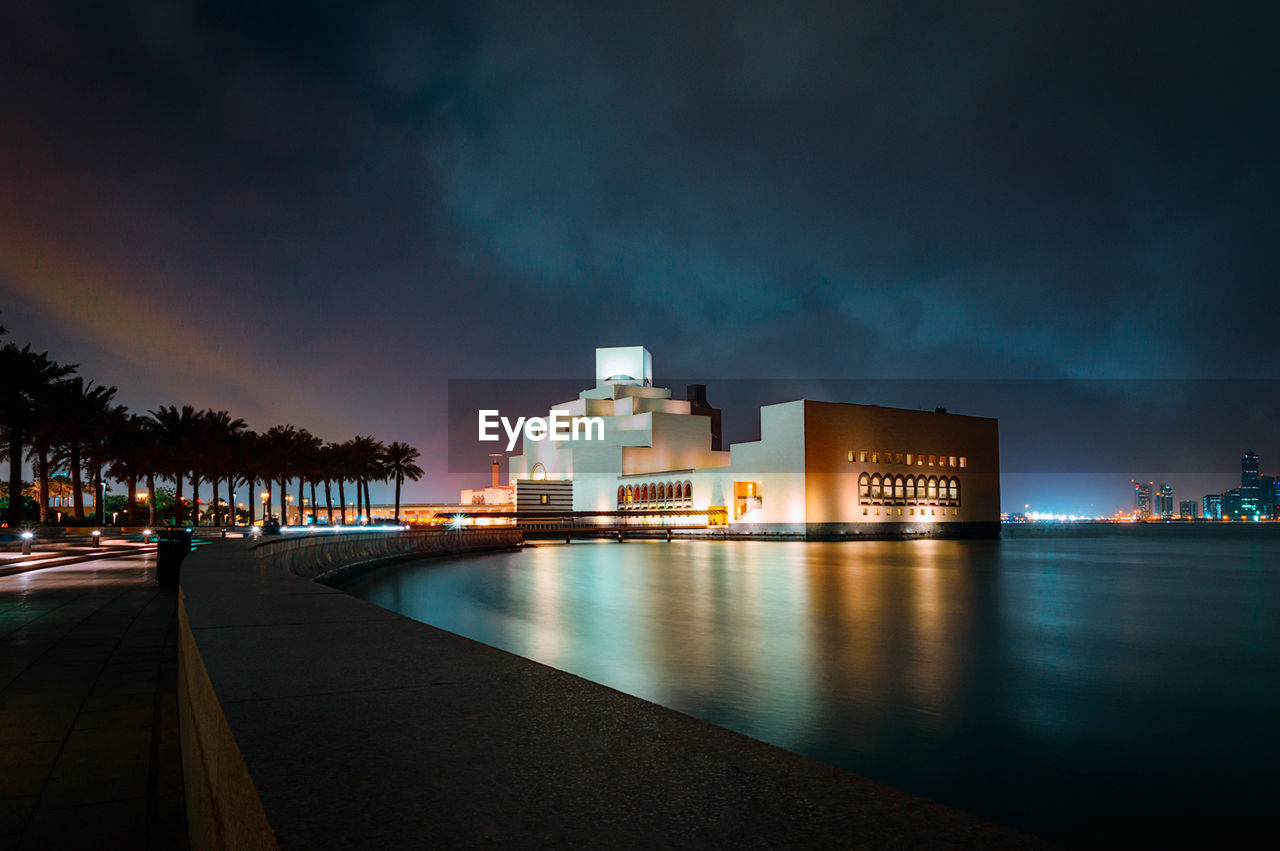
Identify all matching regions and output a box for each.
[261,491,270,523]
[20,530,33,555]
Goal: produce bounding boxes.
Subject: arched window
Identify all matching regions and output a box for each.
[905,476,916,500]
[894,475,905,499]
[657,483,666,501]
[625,485,633,505]
[640,484,648,501]
[684,480,693,501]
[618,486,625,506]
[666,482,674,501]
[530,462,547,480]
[950,478,959,502]
[858,473,870,501]
[871,474,883,499]
[927,477,938,500]
[917,475,927,498]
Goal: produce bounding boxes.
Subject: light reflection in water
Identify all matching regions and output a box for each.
[346,536,1280,847]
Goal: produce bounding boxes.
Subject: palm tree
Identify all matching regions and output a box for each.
[106,414,154,526]
[83,402,128,525]
[49,378,118,523]
[262,425,300,524]
[349,436,385,524]
[150,405,200,525]
[201,410,248,526]
[381,442,423,522]
[1,342,75,527]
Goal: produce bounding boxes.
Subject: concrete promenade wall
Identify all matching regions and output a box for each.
[177,533,1043,849]
[248,527,523,584]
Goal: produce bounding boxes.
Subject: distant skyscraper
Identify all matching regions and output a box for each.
[1179,500,1199,519]
[1241,451,1261,517]
[1133,480,1152,518]
[1157,483,1174,519]
[1242,451,1260,487]
[1203,493,1222,520]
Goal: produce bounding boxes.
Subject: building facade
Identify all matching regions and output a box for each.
[506,346,1001,538]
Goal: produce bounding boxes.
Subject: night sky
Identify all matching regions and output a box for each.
[2,1,1276,511]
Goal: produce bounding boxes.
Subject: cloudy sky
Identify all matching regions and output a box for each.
[2,1,1276,511]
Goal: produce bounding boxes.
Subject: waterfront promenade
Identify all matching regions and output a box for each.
[181,536,1044,848]
[0,549,186,850]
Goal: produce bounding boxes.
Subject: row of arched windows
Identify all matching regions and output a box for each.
[618,481,694,508]
[859,473,960,505]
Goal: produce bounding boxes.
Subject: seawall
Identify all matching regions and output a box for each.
[177,531,1044,849]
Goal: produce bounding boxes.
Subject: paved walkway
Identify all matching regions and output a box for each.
[0,553,187,850]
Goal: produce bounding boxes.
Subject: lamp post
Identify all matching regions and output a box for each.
[261,491,270,523]
[20,530,33,555]
[286,494,294,525]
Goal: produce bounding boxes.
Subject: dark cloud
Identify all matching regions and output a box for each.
[1,1,1276,508]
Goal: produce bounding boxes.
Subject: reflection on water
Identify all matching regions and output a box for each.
[346,536,1280,846]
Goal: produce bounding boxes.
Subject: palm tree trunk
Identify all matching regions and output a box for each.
[127,472,137,525]
[6,427,24,528]
[71,444,84,522]
[363,479,372,523]
[394,473,402,522]
[309,481,318,524]
[278,479,287,525]
[173,473,185,526]
[297,479,304,524]
[244,477,254,525]
[37,444,50,524]
[147,472,156,526]
[191,475,201,526]
[338,479,347,524]
[324,480,334,524]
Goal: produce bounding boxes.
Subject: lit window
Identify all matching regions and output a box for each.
[931,508,935,516]
[905,477,916,500]
[949,456,957,467]
[858,473,870,501]
[540,495,548,505]
[909,508,914,515]
[871,474,882,499]
[897,508,903,516]
[906,454,913,465]
[929,455,935,466]
[894,475,905,499]
[959,457,967,468]
[949,479,958,501]
[895,454,904,464]
[863,508,868,515]
[952,508,958,516]
[859,451,867,463]
[871,452,879,463]
[927,477,937,499]
[874,509,879,516]
[848,451,854,462]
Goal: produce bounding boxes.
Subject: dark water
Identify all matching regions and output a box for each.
[345,531,1280,846]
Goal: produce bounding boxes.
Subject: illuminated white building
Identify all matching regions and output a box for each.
[507,346,1000,538]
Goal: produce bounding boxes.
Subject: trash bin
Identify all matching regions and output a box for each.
[156,528,192,589]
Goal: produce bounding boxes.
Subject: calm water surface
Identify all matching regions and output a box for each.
[345,531,1280,846]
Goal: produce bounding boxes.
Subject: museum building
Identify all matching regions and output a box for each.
[506,346,1000,538]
